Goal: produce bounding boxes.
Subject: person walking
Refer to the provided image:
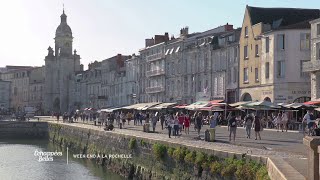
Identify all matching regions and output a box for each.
[184,114,190,135]
[244,113,254,138]
[275,113,282,132]
[281,112,288,132]
[166,114,174,138]
[173,115,179,137]
[152,113,158,132]
[210,112,219,128]
[178,113,184,134]
[228,112,237,142]
[160,113,165,130]
[303,110,315,136]
[196,112,203,136]
[253,115,262,140]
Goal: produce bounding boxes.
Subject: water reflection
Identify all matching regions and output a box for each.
[0,140,124,180]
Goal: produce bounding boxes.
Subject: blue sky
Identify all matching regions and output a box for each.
[0,0,319,69]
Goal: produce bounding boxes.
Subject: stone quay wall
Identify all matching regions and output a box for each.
[48,122,270,180]
[0,121,49,139]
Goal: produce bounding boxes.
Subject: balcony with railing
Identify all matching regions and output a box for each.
[303,60,320,72]
[146,53,165,62]
[146,69,165,77]
[146,85,165,94]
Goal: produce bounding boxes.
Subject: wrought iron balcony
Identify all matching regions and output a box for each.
[146,69,165,77]
[146,86,165,94]
[146,53,165,62]
[303,60,320,72]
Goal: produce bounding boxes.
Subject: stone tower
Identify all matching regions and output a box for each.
[44,8,81,114]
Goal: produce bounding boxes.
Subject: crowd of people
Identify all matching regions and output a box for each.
[51,109,320,143]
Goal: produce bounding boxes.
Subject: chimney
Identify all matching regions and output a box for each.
[185,26,189,35]
[225,23,234,31]
[164,32,169,41]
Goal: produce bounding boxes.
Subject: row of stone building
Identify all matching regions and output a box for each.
[1,6,320,114]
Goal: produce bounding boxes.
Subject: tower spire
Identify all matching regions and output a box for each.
[60,3,67,23]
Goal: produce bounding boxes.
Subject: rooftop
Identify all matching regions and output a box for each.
[247,6,320,29]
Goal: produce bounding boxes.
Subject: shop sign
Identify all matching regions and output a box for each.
[291,90,311,95]
[262,91,272,95]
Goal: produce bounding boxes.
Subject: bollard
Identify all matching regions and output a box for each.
[120,123,122,129]
[303,136,320,180]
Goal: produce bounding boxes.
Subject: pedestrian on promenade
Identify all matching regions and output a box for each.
[140,113,144,125]
[160,113,165,130]
[303,110,315,136]
[193,112,198,131]
[134,112,139,126]
[281,112,288,132]
[127,112,132,125]
[228,112,237,142]
[152,113,158,132]
[253,115,262,140]
[210,112,219,128]
[120,112,125,127]
[116,113,121,127]
[184,114,190,135]
[166,114,174,138]
[275,113,282,132]
[244,113,253,138]
[196,112,203,136]
[178,113,184,134]
[173,115,179,137]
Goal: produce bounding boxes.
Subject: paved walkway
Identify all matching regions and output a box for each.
[31,117,308,178]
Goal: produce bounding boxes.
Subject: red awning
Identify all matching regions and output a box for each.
[173,104,189,109]
[208,100,224,106]
[304,100,320,105]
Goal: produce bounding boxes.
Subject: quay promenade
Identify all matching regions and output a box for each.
[34,116,307,179]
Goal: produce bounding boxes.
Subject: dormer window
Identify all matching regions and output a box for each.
[245,26,248,37]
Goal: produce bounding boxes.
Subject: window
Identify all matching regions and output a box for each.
[255,68,259,82]
[255,44,259,56]
[277,34,285,50]
[234,47,238,59]
[317,24,320,35]
[228,69,231,84]
[266,37,270,53]
[317,43,320,60]
[243,68,248,83]
[300,60,309,78]
[277,61,285,78]
[265,62,270,79]
[300,33,310,50]
[245,26,248,37]
[244,45,248,59]
[233,67,237,83]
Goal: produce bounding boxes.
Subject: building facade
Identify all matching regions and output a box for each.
[101,54,131,107]
[304,18,320,100]
[139,33,169,103]
[0,80,11,111]
[44,10,81,113]
[239,6,319,103]
[211,29,241,103]
[29,66,45,114]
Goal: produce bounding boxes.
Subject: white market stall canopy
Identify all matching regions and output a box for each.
[121,102,161,110]
[228,101,252,107]
[184,101,210,110]
[148,102,177,110]
[99,108,121,113]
